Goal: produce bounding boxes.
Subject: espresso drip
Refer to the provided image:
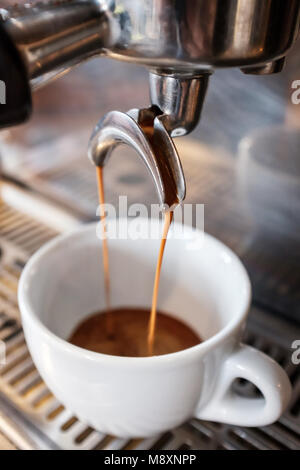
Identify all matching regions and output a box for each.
[148,211,173,355]
[96,166,113,337]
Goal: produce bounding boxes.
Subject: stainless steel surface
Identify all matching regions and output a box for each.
[2,0,115,89]
[241,57,286,75]
[149,71,210,137]
[106,0,300,69]
[89,106,185,208]
[0,191,298,449]
[3,0,300,85]
[1,0,300,134]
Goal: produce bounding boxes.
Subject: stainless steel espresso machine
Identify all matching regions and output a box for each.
[0,0,299,450]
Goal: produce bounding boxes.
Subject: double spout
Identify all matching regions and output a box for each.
[88,72,210,209]
[88,107,185,210]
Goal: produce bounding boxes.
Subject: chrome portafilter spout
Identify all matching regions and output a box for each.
[149,71,210,138]
[88,106,186,210]
[88,72,210,208]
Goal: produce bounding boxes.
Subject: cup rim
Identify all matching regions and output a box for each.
[18,219,251,366]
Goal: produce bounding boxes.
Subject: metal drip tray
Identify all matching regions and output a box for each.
[0,182,299,450]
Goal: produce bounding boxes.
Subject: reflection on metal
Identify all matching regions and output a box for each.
[2,0,114,89]
[242,58,286,75]
[3,0,300,87]
[88,107,185,209]
[149,71,210,137]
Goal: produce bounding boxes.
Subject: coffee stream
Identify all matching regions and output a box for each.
[96,167,113,337]
[148,210,173,355]
[96,166,174,356]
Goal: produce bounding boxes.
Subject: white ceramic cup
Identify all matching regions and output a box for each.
[18,219,291,438]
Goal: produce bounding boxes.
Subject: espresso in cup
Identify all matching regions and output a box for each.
[69,307,201,357]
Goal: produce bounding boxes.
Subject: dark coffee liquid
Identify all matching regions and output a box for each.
[69,308,201,357]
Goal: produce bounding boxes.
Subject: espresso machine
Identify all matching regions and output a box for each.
[1,0,300,208]
[0,0,299,450]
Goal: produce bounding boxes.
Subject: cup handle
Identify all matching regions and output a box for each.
[195,344,292,427]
